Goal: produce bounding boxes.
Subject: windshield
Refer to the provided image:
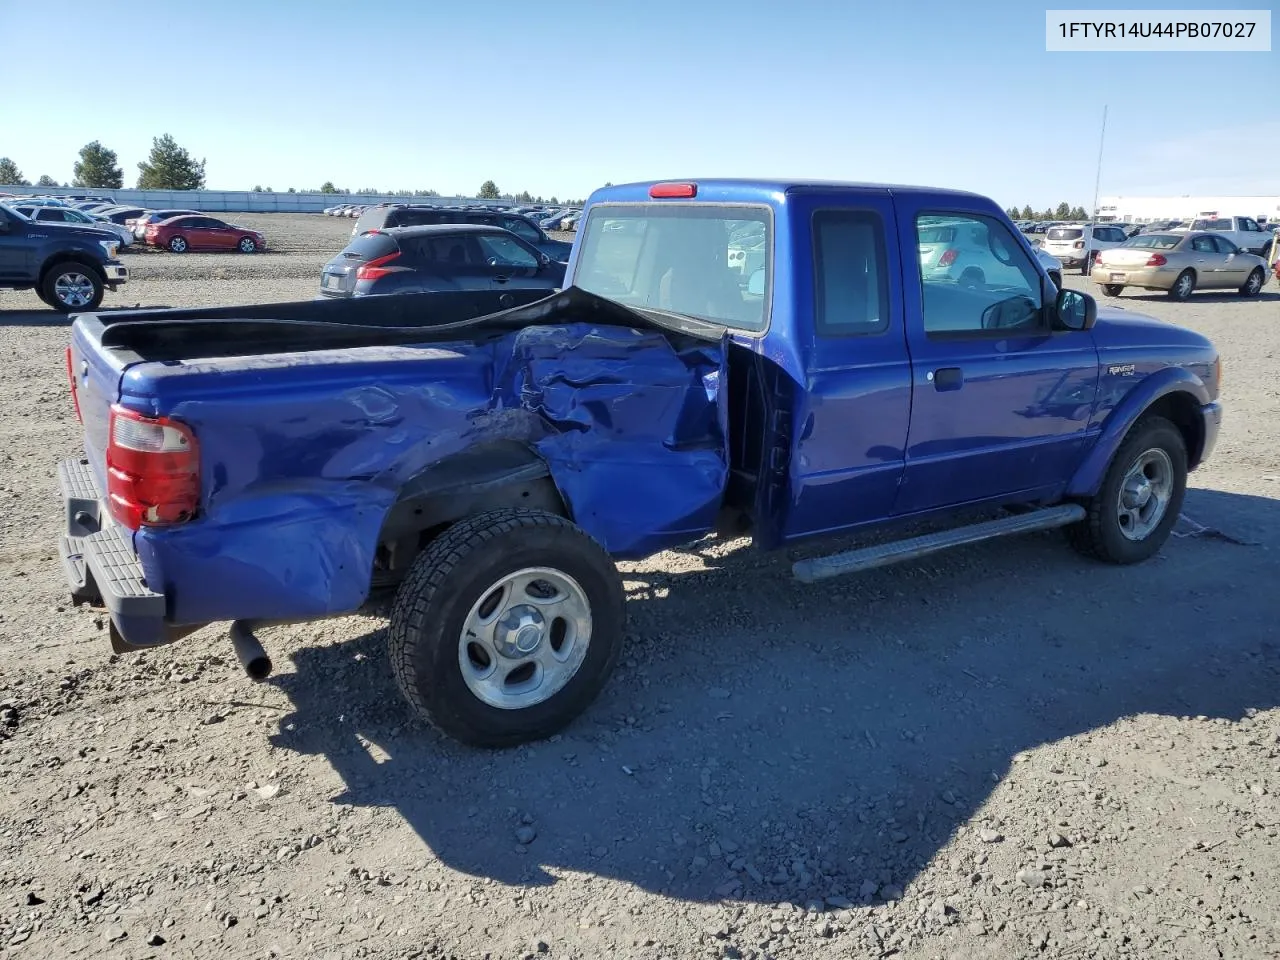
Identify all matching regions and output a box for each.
[0,203,30,221]
[574,204,770,331]
[1122,234,1181,249]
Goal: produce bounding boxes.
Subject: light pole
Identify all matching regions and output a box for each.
[1092,105,1108,219]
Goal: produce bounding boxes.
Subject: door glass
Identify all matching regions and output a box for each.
[1191,235,1216,253]
[501,217,542,244]
[1210,236,1239,255]
[916,213,1043,335]
[812,209,889,336]
[477,234,538,268]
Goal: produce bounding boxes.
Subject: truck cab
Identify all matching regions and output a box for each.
[57,179,1222,748]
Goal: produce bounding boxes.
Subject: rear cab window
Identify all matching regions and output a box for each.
[574,203,771,332]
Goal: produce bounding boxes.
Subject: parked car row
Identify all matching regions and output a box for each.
[323,201,586,231]
[350,205,574,261]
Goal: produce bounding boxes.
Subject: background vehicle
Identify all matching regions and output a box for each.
[917,216,1031,288]
[1034,247,1063,289]
[319,224,565,298]
[93,206,149,226]
[58,179,1221,749]
[145,214,265,253]
[1094,232,1268,299]
[1174,216,1273,256]
[8,203,134,246]
[128,209,200,240]
[1042,223,1128,274]
[353,206,574,261]
[0,203,127,310]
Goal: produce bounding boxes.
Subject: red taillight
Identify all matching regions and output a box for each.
[649,182,697,198]
[1073,240,1084,249]
[106,405,200,530]
[355,251,401,281]
[1146,254,1167,266]
[938,248,958,266]
[65,346,82,422]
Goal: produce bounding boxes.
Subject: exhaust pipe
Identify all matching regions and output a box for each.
[229,620,273,681]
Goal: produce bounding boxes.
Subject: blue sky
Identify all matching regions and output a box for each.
[3,0,1276,206]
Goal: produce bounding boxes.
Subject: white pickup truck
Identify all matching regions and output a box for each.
[1176,216,1275,257]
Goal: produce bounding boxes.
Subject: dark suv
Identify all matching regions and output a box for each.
[320,224,566,299]
[351,205,574,262]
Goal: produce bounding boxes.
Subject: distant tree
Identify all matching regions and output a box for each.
[0,158,29,185]
[1055,201,1071,219]
[414,188,440,197]
[72,141,124,188]
[320,181,339,194]
[356,186,378,195]
[549,196,559,204]
[515,190,533,203]
[1070,205,1087,220]
[136,134,206,190]
[36,174,58,187]
[286,187,296,193]
[1006,206,1020,220]
[1019,205,1033,219]
[603,181,613,187]
[478,180,500,199]
[252,184,264,192]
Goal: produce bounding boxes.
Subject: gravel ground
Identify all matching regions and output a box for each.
[1,214,1279,960]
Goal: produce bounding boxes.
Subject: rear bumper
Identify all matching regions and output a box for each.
[1093,265,1178,290]
[57,458,187,652]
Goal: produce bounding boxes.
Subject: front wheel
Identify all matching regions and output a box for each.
[1102,284,1124,297]
[1239,268,1264,297]
[1067,416,1187,564]
[388,509,625,748]
[237,236,257,253]
[42,263,104,312]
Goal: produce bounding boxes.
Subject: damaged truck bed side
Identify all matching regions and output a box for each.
[59,180,1222,747]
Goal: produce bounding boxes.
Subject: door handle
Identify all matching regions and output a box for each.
[493,275,509,284]
[929,367,964,391]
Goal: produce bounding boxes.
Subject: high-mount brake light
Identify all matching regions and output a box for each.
[106,405,200,530]
[649,182,698,199]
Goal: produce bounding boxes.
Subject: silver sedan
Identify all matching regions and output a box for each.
[1093,231,1269,300]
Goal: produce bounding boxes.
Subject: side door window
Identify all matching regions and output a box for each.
[1191,235,1218,254]
[1239,218,1261,233]
[916,213,1044,336]
[37,209,67,222]
[812,209,889,336]
[426,234,484,269]
[1210,235,1240,255]
[477,233,540,273]
[500,216,542,245]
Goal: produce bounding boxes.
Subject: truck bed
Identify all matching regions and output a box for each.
[86,286,724,363]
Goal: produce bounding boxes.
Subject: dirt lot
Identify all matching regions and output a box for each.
[1,213,1279,960]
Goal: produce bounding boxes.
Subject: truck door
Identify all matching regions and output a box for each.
[892,199,1099,515]
[0,208,35,282]
[779,191,913,540]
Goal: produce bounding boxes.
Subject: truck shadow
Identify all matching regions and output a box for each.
[265,486,1280,905]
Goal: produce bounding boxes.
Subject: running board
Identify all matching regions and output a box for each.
[792,504,1087,584]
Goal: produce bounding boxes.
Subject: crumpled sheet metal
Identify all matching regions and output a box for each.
[134,304,728,625]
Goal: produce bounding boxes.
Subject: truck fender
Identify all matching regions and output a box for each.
[1066,366,1210,498]
[373,441,568,579]
[38,251,106,286]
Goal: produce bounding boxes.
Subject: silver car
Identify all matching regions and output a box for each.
[1093,231,1269,300]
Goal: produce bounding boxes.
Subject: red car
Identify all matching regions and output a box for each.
[145,215,265,253]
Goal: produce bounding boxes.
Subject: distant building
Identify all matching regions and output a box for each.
[1095,195,1280,224]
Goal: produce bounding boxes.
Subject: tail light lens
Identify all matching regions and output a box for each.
[1073,240,1085,249]
[65,346,82,422]
[355,251,401,281]
[1146,254,1167,266]
[106,405,200,530]
[938,248,958,266]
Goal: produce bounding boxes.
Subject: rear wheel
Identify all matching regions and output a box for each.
[1048,271,1063,290]
[167,235,188,253]
[1067,416,1187,564]
[388,509,625,748]
[1239,268,1264,297]
[1080,253,1093,276]
[959,267,985,289]
[41,263,104,312]
[1168,270,1195,300]
[1102,284,1124,297]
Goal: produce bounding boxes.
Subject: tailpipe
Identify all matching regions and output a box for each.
[229,620,273,681]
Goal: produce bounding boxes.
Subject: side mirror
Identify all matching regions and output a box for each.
[747,269,766,297]
[1055,288,1096,331]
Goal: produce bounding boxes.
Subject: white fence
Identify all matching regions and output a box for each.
[0,186,512,213]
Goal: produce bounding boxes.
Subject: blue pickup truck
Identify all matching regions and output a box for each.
[58,179,1221,747]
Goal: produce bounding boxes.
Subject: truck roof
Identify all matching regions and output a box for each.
[588,179,992,204]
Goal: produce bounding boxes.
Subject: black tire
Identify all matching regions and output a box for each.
[1048,271,1063,291]
[1080,253,1092,276]
[1067,416,1187,565]
[1168,270,1195,300]
[41,262,104,313]
[237,236,257,253]
[959,267,984,289]
[1102,284,1124,297]
[167,235,188,253]
[1239,268,1264,297]
[388,508,625,748]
